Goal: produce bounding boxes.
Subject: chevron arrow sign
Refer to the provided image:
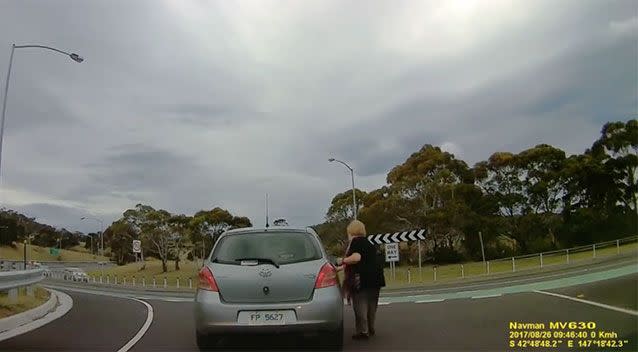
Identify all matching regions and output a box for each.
[367,229,426,244]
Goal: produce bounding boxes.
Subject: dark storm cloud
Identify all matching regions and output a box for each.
[13,203,112,232]
[85,144,203,192]
[0,0,635,231]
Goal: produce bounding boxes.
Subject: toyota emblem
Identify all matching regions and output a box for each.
[258,268,272,278]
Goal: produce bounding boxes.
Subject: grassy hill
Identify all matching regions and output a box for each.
[0,243,109,262]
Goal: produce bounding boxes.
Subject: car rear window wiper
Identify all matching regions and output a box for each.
[234,257,280,268]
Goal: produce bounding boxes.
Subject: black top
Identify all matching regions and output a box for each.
[346,236,386,289]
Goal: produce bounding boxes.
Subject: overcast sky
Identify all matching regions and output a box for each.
[0,0,635,233]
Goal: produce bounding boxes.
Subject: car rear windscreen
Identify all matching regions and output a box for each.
[212,232,322,265]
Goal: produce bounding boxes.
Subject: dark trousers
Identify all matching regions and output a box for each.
[351,287,380,335]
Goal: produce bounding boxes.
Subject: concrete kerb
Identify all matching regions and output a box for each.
[0,288,73,342]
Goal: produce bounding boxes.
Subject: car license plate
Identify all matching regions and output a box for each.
[237,310,296,325]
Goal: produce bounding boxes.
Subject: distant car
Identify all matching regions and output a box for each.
[63,267,89,282]
[194,227,343,351]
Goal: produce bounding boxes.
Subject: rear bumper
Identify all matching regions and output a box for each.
[194,287,343,335]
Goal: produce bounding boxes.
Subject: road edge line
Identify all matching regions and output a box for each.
[471,294,502,299]
[415,299,445,304]
[116,298,154,352]
[533,290,638,317]
[0,289,73,342]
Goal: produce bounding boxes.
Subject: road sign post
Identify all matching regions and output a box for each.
[132,240,141,253]
[385,243,399,281]
[385,243,399,262]
[417,239,422,281]
[132,240,142,263]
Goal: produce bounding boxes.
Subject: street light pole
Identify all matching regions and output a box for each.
[1,44,83,184]
[81,217,104,256]
[329,158,357,220]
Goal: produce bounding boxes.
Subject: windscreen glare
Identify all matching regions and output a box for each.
[211,232,322,265]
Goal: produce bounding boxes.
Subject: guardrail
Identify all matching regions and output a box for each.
[0,268,45,303]
[0,260,115,272]
[0,269,44,291]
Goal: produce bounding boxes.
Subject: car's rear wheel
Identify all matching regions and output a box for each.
[195,331,219,351]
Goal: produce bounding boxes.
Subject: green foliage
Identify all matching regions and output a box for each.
[0,215,22,246]
[317,119,638,264]
[108,204,252,270]
[325,189,367,222]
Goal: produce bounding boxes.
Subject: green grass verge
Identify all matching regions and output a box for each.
[87,259,202,287]
[0,243,109,262]
[0,286,50,319]
[383,240,637,287]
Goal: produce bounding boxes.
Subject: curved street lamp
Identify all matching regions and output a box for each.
[0,44,84,184]
[328,158,357,220]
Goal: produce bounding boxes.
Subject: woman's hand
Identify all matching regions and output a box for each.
[335,265,345,272]
[335,257,344,266]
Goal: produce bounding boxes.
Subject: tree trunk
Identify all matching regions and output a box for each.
[162,259,167,273]
[175,241,181,270]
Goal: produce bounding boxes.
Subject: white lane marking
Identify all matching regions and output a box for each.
[415,299,445,304]
[471,294,502,299]
[159,298,192,303]
[116,298,154,352]
[378,302,390,306]
[0,289,73,342]
[534,290,638,317]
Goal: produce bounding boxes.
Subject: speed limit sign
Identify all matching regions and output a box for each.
[132,240,141,253]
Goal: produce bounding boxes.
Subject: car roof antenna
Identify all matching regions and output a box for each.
[265,193,270,229]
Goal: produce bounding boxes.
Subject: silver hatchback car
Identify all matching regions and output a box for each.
[194,227,343,350]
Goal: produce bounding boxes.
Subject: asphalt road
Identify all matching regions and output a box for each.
[0,291,149,351]
[2,270,636,352]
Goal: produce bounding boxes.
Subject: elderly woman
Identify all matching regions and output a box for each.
[336,220,386,340]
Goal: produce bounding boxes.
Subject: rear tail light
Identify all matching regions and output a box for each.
[315,263,338,288]
[198,266,219,292]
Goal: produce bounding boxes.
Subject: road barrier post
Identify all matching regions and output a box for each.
[433,267,437,281]
[93,276,96,283]
[189,278,192,289]
[153,278,156,288]
[164,277,167,288]
[593,244,596,258]
[540,253,543,268]
[461,264,464,278]
[177,278,180,289]
[616,240,620,254]
[123,277,127,285]
[107,275,110,284]
[8,288,17,303]
[100,276,103,284]
[407,268,411,284]
[486,261,490,275]
[142,277,146,287]
[512,257,516,272]
[417,239,422,282]
[566,249,570,264]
